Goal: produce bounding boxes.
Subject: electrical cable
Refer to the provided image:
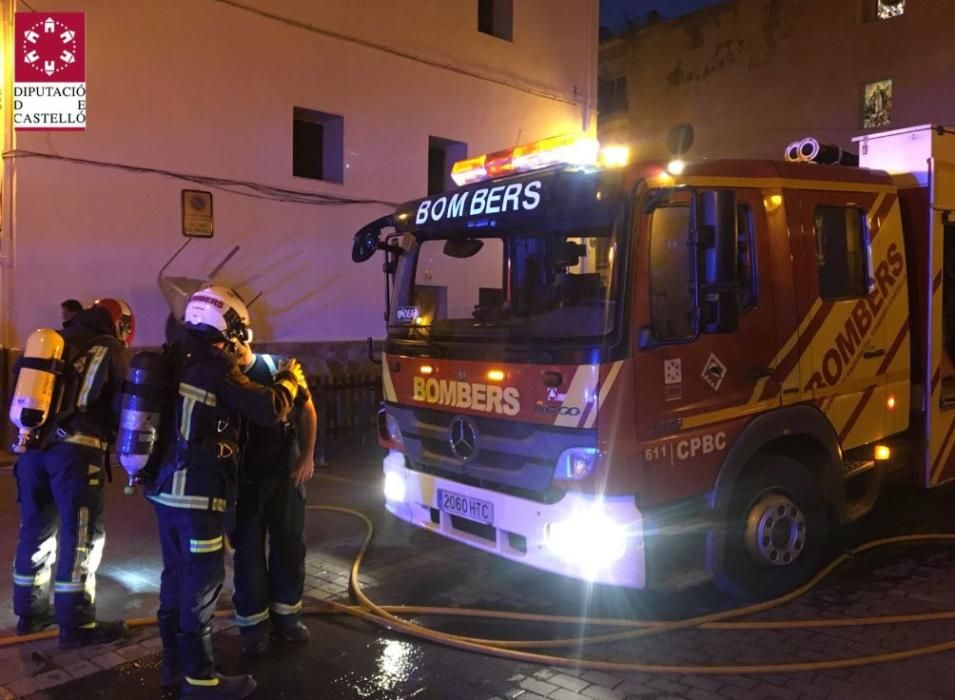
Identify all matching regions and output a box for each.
[4,506,955,678]
[1,150,399,208]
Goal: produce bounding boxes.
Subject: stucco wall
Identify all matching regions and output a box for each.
[5,0,597,348]
[601,0,955,162]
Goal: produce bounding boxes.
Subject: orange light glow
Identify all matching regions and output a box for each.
[451,133,599,186]
[599,144,631,168]
[874,445,891,461]
[887,395,896,411]
[486,369,506,382]
[450,154,488,186]
[420,365,434,375]
[764,194,784,212]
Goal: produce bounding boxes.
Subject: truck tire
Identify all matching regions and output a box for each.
[713,455,828,601]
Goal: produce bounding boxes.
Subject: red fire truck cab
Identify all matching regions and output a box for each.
[352,125,955,599]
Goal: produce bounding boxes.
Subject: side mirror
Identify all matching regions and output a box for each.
[351,215,396,263]
[697,190,738,286]
[695,190,739,333]
[352,229,378,263]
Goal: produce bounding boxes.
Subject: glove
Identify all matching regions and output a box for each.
[280,358,308,391]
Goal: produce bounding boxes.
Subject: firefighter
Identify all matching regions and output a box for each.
[60,298,83,327]
[147,286,305,698]
[231,339,317,654]
[12,298,135,648]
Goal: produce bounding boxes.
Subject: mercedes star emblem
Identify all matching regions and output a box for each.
[448,415,478,461]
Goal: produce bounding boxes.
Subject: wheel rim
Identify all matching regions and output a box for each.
[743,492,807,567]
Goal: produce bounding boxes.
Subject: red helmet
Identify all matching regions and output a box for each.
[93,298,135,345]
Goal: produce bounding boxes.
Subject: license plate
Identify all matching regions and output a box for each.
[437,489,494,525]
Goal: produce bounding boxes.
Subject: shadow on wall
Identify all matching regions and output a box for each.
[242,265,348,335]
[223,233,358,342]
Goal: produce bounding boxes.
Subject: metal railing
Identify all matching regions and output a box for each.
[311,373,382,464]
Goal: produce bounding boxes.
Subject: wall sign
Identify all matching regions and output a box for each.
[182,190,214,238]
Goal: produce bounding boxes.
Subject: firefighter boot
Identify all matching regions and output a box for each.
[17,610,55,635]
[58,620,129,649]
[157,609,182,691]
[272,613,309,643]
[239,620,270,655]
[179,626,257,699]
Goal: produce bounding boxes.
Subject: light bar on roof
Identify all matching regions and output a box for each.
[451,133,600,186]
[449,154,488,186]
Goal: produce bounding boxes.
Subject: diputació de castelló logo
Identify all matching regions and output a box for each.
[14,13,86,131]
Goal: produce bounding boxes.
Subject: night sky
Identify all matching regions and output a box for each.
[600,0,728,31]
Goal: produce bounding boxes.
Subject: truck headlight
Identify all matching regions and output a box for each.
[378,410,404,448]
[545,509,628,573]
[383,471,406,502]
[554,447,598,481]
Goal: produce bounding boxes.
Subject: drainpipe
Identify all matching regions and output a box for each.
[0,0,16,411]
[582,0,598,134]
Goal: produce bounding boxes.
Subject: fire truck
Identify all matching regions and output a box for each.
[352,124,955,599]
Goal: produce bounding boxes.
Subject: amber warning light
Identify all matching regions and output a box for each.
[450,134,630,186]
[486,369,506,382]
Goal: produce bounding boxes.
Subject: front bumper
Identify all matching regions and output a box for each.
[382,450,646,588]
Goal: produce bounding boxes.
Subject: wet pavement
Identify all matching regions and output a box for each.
[3,452,955,698]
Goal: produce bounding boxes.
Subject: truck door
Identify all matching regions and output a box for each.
[634,187,782,506]
[794,188,905,451]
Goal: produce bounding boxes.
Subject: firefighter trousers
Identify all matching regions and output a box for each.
[232,475,306,627]
[13,443,107,629]
[154,503,225,635]
[153,503,226,682]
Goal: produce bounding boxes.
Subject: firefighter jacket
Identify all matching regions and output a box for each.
[146,332,299,514]
[239,353,311,483]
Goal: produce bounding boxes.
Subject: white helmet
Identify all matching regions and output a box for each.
[183,286,252,342]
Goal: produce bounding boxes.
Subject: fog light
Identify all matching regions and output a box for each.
[546,510,628,574]
[554,447,598,481]
[384,471,406,502]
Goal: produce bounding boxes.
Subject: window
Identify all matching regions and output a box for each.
[427,136,467,195]
[864,0,905,21]
[293,107,344,183]
[598,76,628,118]
[649,199,694,340]
[737,205,757,311]
[478,0,513,41]
[862,79,892,129]
[814,206,868,300]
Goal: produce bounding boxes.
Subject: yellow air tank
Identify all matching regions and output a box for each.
[9,329,65,453]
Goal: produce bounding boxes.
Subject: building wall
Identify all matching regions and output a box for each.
[599,0,955,163]
[2,0,597,349]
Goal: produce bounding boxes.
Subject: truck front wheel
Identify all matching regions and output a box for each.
[714,455,828,600]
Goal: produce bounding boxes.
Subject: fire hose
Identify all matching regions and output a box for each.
[4,505,955,676]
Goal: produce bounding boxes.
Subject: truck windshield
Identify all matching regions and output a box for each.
[389,211,626,341]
